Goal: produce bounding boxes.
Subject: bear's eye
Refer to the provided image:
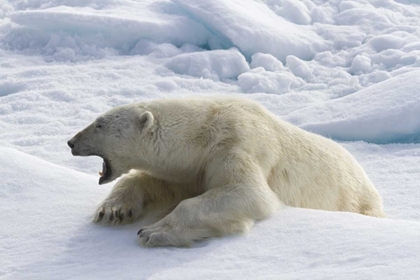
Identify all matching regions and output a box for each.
[95,123,102,129]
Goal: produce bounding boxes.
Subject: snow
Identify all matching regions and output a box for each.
[349,55,372,74]
[1,0,420,278]
[173,0,327,61]
[238,68,300,94]
[285,70,420,144]
[166,48,249,81]
[286,55,314,81]
[8,3,213,58]
[2,147,420,279]
[249,53,284,72]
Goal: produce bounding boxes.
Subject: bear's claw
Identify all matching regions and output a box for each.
[137,221,192,247]
[98,211,104,221]
[94,202,139,225]
[113,208,124,222]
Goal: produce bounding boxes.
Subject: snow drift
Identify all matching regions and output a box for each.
[285,70,420,144]
[2,147,420,279]
[172,0,326,61]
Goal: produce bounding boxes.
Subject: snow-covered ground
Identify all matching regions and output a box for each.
[1,0,420,279]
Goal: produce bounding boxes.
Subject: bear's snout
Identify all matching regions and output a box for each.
[67,140,75,149]
[67,134,86,156]
[68,137,81,156]
[68,126,96,156]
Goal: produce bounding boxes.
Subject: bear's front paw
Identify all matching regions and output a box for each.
[137,221,192,247]
[94,199,142,225]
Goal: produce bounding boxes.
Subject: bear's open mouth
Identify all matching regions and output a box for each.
[98,158,112,185]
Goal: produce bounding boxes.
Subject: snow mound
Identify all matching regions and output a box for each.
[238,67,301,94]
[271,0,312,25]
[239,54,304,94]
[173,0,326,61]
[286,55,313,81]
[368,34,407,52]
[165,48,249,80]
[349,55,371,74]
[6,4,214,60]
[130,40,183,58]
[250,53,284,72]
[5,0,327,62]
[2,147,420,279]
[4,0,420,99]
[285,70,420,144]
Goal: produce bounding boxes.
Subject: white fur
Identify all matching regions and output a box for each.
[69,96,385,247]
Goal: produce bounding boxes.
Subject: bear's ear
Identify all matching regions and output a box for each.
[139,111,154,132]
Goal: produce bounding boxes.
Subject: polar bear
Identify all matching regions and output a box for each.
[68,96,385,247]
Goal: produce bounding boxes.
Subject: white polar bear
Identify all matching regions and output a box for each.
[68,96,385,247]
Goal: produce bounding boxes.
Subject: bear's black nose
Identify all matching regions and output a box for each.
[67,140,75,149]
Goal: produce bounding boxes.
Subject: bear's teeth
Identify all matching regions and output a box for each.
[99,161,107,177]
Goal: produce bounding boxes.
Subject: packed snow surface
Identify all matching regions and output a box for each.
[1,0,420,279]
[2,146,420,279]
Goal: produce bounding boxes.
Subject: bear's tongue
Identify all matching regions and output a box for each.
[99,160,107,177]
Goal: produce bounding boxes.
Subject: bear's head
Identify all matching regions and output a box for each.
[67,105,155,184]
